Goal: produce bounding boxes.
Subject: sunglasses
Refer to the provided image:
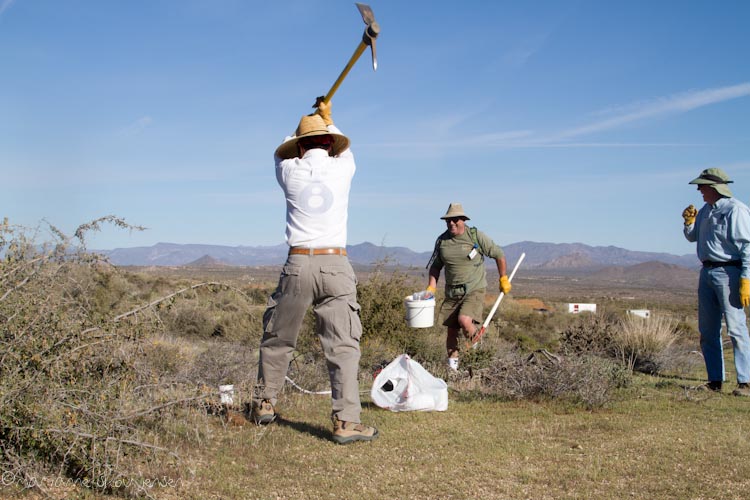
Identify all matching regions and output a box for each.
[445,217,463,224]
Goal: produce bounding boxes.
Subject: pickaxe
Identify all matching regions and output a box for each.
[314,3,380,108]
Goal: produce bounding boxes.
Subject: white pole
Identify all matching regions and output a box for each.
[483,252,525,329]
[470,252,526,348]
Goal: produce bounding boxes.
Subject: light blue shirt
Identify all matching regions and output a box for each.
[684,197,750,279]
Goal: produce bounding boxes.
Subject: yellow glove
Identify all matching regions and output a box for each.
[499,275,511,294]
[741,278,750,307]
[682,204,697,226]
[316,100,333,126]
[426,285,436,294]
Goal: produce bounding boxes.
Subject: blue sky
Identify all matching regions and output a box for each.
[2,0,749,255]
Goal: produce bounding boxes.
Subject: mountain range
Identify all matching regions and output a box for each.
[100,241,700,270]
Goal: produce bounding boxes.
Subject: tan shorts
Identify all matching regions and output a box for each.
[438,287,486,329]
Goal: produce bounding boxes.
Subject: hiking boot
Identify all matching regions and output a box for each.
[251,399,277,425]
[332,415,379,445]
[732,383,750,397]
[694,381,722,392]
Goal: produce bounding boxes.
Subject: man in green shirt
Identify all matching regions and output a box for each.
[425,203,511,371]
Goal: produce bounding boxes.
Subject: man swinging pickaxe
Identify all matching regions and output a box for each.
[314,3,380,109]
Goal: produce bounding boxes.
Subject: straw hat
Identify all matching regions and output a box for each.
[689,168,734,198]
[274,114,350,160]
[440,203,470,220]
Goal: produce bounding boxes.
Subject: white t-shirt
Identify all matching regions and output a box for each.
[275,126,355,248]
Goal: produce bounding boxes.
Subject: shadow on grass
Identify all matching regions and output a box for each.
[275,415,331,441]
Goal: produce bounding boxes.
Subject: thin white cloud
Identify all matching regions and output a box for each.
[361,83,750,153]
[500,33,550,68]
[0,0,15,17]
[554,82,750,140]
[453,130,535,147]
[117,116,153,137]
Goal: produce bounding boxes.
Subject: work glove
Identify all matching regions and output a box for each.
[316,99,333,126]
[499,276,511,294]
[682,204,697,226]
[412,288,435,300]
[741,278,750,308]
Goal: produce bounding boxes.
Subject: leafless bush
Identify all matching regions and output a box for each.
[0,219,230,497]
[188,340,258,389]
[480,349,631,409]
[559,310,682,375]
[559,311,620,356]
[652,343,705,380]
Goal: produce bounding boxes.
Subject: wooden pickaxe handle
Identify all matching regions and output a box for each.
[314,5,379,108]
[319,41,369,107]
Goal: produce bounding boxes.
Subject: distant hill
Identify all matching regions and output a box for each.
[186,255,229,267]
[99,240,700,270]
[503,241,698,270]
[103,242,290,267]
[536,251,598,270]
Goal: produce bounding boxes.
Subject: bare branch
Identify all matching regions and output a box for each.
[113,282,250,323]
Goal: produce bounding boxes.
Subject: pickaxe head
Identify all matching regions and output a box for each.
[356,3,380,70]
[317,3,381,107]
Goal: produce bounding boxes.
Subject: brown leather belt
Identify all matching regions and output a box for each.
[289,247,347,256]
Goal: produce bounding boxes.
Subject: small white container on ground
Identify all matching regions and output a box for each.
[404,293,435,328]
[219,384,234,405]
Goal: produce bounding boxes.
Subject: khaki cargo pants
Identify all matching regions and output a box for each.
[254,253,363,423]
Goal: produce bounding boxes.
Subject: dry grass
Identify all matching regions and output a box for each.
[614,314,679,373]
[7,218,743,500]
[111,374,750,500]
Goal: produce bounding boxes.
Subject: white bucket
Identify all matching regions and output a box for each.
[219,384,234,405]
[404,296,435,328]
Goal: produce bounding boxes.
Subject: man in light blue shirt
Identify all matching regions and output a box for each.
[683,168,750,396]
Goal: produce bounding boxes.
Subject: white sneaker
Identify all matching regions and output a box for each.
[447,357,459,372]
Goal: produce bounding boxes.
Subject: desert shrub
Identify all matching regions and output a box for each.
[479,349,631,409]
[612,314,679,373]
[494,302,558,350]
[0,218,194,496]
[356,263,444,361]
[460,345,496,373]
[0,218,269,497]
[188,340,258,390]
[673,318,699,340]
[169,304,215,337]
[244,285,273,305]
[559,311,621,356]
[652,343,705,380]
[156,284,263,343]
[357,264,415,341]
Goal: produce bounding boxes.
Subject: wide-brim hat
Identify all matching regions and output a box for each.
[440,203,470,220]
[274,114,350,160]
[689,167,733,198]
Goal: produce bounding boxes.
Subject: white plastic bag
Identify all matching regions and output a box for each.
[371,354,448,412]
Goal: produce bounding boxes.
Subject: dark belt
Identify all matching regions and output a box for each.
[289,247,347,256]
[702,260,741,268]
